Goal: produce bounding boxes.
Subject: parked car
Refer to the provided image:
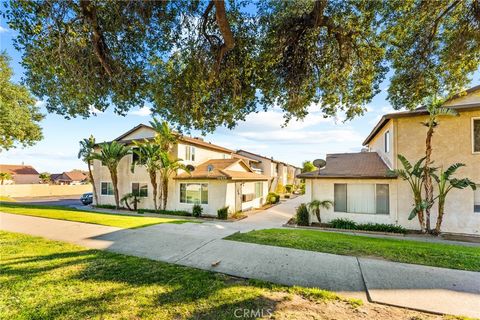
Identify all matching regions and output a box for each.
[80,192,93,205]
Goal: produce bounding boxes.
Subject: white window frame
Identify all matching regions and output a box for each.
[384,130,390,153]
[100,181,114,196]
[179,183,208,204]
[185,145,196,161]
[472,117,480,154]
[131,182,148,197]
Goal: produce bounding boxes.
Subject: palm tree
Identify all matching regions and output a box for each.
[389,155,428,232]
[78,135,98,205]
[431,163,476,234]
[39,172,51,184]
[0,172,12,185]
[158,152,190,210]
[150,118,177,152]
[131,141,163,210]
[92,141,130,209]
[307,200,333,224]
[422,100,458,232]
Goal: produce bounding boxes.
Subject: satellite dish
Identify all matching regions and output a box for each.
[207,164,214,172]
[186,164,195,172]
[313,159,326,169]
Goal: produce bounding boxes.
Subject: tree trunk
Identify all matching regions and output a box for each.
[435,199,445,235]
[149,170,158,211]
[415,194,425,232]
[110,169,120,209]
[315,209,321,224]
[88,161,98,205]
[162,177,169,210]
[423,126,434,233]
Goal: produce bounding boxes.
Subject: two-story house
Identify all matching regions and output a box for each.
[93,124,269,215]
[235,150,301,192]
[299,86,480,235]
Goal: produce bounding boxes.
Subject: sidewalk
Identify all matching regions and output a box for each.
[1,198,479,318]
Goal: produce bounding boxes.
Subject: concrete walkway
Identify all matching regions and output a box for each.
[1,197,479,318]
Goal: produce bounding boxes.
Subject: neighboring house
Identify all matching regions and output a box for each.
[235,150,301,192]
[51,170,89,185]
[299,86,480,235]
[0,164,40,184]
[93,124,269,215]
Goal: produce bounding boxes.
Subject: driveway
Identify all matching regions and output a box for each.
[1,196,479,318]
[12,195,84,207]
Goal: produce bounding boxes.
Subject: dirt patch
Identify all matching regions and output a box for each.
[261,292,443,320]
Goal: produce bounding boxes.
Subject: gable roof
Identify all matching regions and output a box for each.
[175,158,269,181]
[297,152,395,179]
[0,164,39,175]
[236,150,301,169]
[113,124,234,154]
[363,86,480,146]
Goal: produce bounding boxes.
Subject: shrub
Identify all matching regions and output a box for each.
[284,194,290,199]
[330,218,357,230]
[217,206,229,220]
[296,203,309,226]
[192,204,203,217]
[285,184,294,193]
[329,218,407,234]
[137,208,191,216]
[266,192,280,204]
[299,183,306,194]
[94,204,117,209]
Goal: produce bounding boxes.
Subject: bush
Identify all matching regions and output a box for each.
[266,192,280,204]
[299,183,306,194]
[94,204,117,209]
[284,194,290,199]
[329,218,407,234]
[192,204,203,217]
[330,218,357,230]
[296,203,309,226]
[217,206,229,220]
[137,208,191,216]
[285,184,294,193]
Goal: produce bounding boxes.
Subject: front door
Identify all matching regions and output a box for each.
[235,182,242,213]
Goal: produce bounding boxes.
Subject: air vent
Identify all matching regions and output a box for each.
[207,164,214,172]
[186,165,195,172]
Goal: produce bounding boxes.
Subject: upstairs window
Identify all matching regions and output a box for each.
[384,130,390,153]
[473,118,480,153]
[185,145,196,161]
[132,182,148,197]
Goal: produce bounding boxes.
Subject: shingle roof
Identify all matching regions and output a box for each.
[297,152,396,179]
[235,150,301,169]
[175,159,269,181]
[0,164,39,175]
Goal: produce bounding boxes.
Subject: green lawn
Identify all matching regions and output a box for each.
[0,195,15,202]
[0,231,351,319]
[226,228,480,272]
[0,203,191,229]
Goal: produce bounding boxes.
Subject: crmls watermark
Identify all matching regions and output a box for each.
[233,308,273,318]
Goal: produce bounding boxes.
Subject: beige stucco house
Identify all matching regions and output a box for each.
[235,150,301,192]
[93,124,269,215]
[299,86,480,235]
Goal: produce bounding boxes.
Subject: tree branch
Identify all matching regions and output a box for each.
[79,0,113,76]
[213,0,235,71]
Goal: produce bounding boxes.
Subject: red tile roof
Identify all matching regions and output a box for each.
[175,159,269,181]
[0,164,39,175]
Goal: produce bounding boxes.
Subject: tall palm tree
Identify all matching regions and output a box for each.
[307,200,333,224]
[431,163,476,234]
[131,140,163,210]
[92,141,130,209]
[78,135,98,205]
[422,100,458,232]
[149,118,177,152]
[389,155,427,232]
[158,152,190,210]
[0,172,12,185]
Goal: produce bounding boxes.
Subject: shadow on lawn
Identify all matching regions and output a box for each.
[2,247,281,319]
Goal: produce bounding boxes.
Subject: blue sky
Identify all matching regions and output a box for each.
[0,21,478,173]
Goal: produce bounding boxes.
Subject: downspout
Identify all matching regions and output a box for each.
[394,119,399,225]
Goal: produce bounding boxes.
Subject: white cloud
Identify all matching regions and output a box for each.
[129,106,152,117]
[35,100,46,108]
[89,105,104,115]
[0,26,9,33]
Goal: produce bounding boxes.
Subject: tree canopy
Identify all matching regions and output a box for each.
[0,52,43,151]
[4,0,480,132]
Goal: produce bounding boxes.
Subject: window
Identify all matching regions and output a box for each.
[334,183,389,214]
[384,130,390,153]
[475,185,480,213]
[180,183,208,204]
[473,118,480,153]
[132,182,148,197]
[185,145,196,161]
[132,148,146,165]
[255,182,263,198]
[101,182,114,195]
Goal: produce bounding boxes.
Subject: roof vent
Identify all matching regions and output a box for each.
[194,137,204,141]
[207,164,214,172]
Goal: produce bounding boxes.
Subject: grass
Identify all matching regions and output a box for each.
[0,231,352,319]
[0,195,15,202]
[226,228,480,272]
[0,202,191,229]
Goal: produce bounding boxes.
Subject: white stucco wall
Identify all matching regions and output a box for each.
[368,119,395,169]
